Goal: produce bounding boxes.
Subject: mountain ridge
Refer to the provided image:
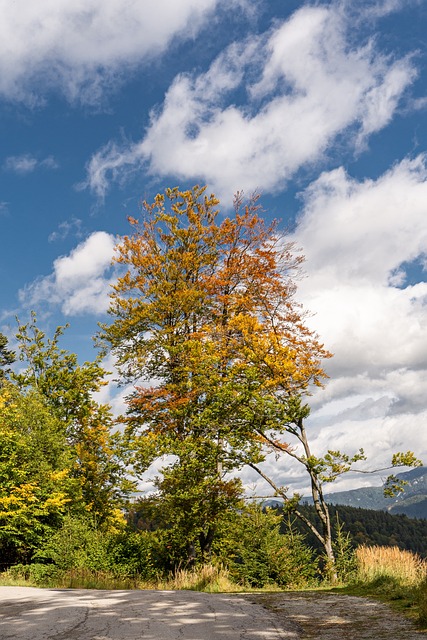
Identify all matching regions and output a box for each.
[307,466,427,519]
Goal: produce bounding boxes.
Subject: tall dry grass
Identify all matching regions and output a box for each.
[152,564,241,592]
[356,545,427,586]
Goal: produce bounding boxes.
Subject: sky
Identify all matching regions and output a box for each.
[1,0,427,497]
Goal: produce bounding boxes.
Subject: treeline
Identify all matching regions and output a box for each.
[288,503,427,558]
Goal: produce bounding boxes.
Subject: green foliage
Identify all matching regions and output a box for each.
[383,453,422,497]
[14,312,106,428]
[106,529,160,580]
[154,454,243,565]
[127,460,243,572]
[0,332,15,379]
[221,504,317,588]
[12,314,134,528]
[312,449,366,484]
[0,384,75,564]
[331,514,357,582]
[28,563,61,586]
[0,316,134,567]
[36,515,113,572]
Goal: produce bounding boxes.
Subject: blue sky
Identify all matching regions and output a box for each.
[1,0,427,494]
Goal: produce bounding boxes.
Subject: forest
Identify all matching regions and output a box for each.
[0,186,422,588]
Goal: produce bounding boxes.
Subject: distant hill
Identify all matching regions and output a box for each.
[307,466,427,519]
[288,502,427,557]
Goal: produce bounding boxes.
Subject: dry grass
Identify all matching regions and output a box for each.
[151,564,242,592]
[356,545,427,586]
[0,564,242,593]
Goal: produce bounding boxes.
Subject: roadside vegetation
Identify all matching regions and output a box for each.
[334,545,427,629]
[1,506,427,627]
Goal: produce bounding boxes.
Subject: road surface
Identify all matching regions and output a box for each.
[1,586,425,639]
[0,586,297,639]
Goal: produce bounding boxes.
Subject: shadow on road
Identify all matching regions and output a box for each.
[0,587,299,639]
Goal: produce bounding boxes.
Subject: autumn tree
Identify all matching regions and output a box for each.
[102,186,331,564]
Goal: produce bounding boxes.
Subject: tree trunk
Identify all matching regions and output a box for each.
[199,526,215,562]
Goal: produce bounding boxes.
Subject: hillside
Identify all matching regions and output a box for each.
[290,503,427,556]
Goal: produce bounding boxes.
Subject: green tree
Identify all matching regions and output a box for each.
[0,383,75,565]
[13,313,133,527]
[0,332,15,380]
[223,504,316,588]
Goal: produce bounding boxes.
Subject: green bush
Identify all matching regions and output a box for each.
[107,530,161,580]
[35,515,163,581]
[28,564,60,586]
[332,515,357,583]
[35,515,113,572]
[6,564,30,581]
[222,505,317,588]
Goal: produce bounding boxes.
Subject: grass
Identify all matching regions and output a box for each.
[355,545,427,586]
[0,563,245,593]
[150,564,243,592]
[330,545,427,630]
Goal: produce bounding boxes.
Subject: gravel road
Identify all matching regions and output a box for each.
[0,586,425,640]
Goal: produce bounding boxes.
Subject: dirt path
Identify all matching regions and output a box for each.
[247,591,426,639]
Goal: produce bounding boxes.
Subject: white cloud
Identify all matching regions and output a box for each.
[0,0,243,105]
[48,218,84,243]
[295,155,427,371]
[284,155,427,488]
[85,3,416,200]
[19,231,116,315]
[3,154,58,174]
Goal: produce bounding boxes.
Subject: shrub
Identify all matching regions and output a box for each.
[28,564,60,586]
[5,564,30,581]
[332,515,357,583]
[35,515,112,572]
[223,505,317,588]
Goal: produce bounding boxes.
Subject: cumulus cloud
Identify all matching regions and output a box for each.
[85,3,416,200]
[285,155,427,489]
[295,155,427,372]
[0,0,243,105]
[19,231,116,315]
[3,154,58,174]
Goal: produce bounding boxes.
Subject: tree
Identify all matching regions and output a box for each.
[0,332,15,380]
[223,503,317,588]
[13,313,133,527]
[0,383,74,565]
[102,185,330,564]
[14,313,106,429]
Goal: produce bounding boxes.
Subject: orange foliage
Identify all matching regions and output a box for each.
[104,186,331,462]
